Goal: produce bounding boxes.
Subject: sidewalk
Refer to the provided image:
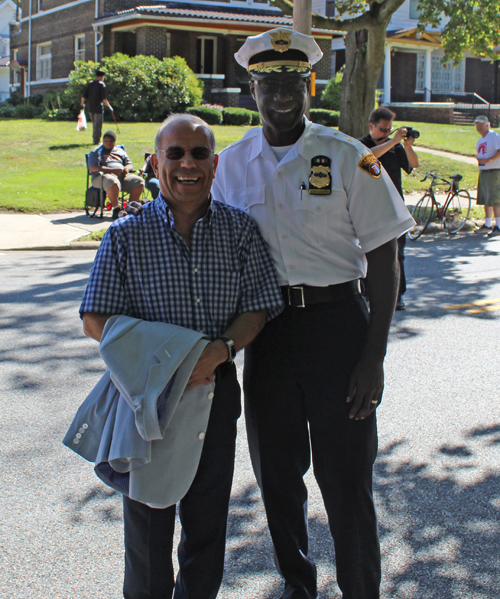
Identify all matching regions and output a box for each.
[0,211,112,251]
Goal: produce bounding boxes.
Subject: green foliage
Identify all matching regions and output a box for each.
[321,70,343,111]
[222,107,253,126]
[416,0,500,65]
[66,54,203,122]
[186,106,223,125]
[309,109,340,127]
[43,108,74,121]
[0,103,15,117]
[14,104,41,118]
[250,111,261,126]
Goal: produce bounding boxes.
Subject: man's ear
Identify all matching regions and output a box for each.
[305,76,311,95]
[250,79,256,101]
[212,154,219,176]
[150,153,159,177]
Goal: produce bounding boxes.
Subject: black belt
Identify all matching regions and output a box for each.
[281,280,361,308]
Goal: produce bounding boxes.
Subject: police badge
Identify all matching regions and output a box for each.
[358,154,382,178]
[309,156,332,195]
[269,29,292,53]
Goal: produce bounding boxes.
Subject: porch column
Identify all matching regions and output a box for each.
[384,43,391,104]
[424,48,432,101]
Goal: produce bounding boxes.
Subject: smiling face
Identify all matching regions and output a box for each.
[151,119,218,214]
[250,73,310,146]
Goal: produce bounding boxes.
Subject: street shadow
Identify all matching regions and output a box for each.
[395,233,499,324]
[219,425,500,599]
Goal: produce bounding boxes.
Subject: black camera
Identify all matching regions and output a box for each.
[405,126,420,139]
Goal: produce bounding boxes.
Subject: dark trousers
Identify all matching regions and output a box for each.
[123,364,241,599]
[244,296,380,599]
[397,234,406,297]
[89,111,104,145]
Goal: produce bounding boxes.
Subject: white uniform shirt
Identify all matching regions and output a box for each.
[476,130,500,170]
[212,119,414,287]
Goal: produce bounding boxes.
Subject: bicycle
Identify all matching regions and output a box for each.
[407,172,472,240]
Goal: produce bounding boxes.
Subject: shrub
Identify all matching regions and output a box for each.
[44,108,74,121]
[321,70,342,111]
[14,104,41,118]
[222,107,253,126]
[185,106,223,125]
[309,109,340,127]
[249,111,261,126]
[0,103,15,117]
[65,54,203,122]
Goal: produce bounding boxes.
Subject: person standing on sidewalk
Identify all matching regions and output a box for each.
[474,115,500,237]
[212,28,414,599]
[81,69,113,146]
[359,107,419,310]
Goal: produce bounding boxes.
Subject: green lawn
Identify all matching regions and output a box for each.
[0,118,486,213]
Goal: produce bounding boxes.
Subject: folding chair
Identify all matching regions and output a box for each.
[84,144,129,218]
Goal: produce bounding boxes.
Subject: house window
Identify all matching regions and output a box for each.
[326,0,336,17]
[197,36,217,74]
[431,56,464,93]
[415,52,425,91]
[13,48,21,85]
[74,35,85,62]
[409,0,420,19]
[36,42,51,80]
[37,0,43,12]
[166,32,171,58]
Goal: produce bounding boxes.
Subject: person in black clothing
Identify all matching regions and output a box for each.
[359,107,419,310]
[81,69,113,145]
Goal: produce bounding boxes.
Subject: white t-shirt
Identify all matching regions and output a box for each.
[477,130,500,170]
[212,119,414,287]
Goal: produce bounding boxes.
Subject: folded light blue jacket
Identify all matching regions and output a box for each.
[63,315,215,509]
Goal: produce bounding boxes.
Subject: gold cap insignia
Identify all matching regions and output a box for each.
[309,165,331,189]
[270,30,292,53]
[358,154,382,178]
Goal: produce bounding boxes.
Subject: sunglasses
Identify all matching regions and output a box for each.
[374,124,393,134]
[157,146,213,161]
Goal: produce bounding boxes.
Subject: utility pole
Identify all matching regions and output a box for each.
[293,0,312,35]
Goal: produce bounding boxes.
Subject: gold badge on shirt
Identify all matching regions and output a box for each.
[309,156,332,195]
[358,154,382,178]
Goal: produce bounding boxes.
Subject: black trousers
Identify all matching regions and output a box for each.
[123,364,241,599]
[244,295,380,599]
[89,111,104,145]
[397,234,406,297]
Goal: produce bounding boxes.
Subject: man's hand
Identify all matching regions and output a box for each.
[124,164,133,174]
[186,341,227,388]
[118,200,149,219]
[347,357,384,420]
[392,127,406,144]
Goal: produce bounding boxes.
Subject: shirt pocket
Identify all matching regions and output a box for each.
[227,185,266,215]
[293,187,347,242]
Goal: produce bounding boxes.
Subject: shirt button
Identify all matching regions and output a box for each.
[73,438,80,444]
[243,201,248,207]
[199,330,204,334]
[198,432,205,440]
[82,423,88,429]
[316,206,322,211]
[208,392,214,400]
[194,268,199,273]
[79,427,86,434]
[289,265,295,270]
[196,298,201,303]
[76,433,82,439]
[278,204,284,209]
[282,234,287,239]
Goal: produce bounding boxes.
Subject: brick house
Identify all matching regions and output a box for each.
[9,0,337,108]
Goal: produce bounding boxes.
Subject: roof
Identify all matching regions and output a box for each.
[0,56,9,67]
[98,4,336,35]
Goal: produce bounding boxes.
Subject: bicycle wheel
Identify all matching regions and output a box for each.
[407,193,434,240]
[444,189,471,234]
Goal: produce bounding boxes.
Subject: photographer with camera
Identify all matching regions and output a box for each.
[359,107,419,310]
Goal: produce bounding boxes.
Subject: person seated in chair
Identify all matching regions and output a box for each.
[139,153,160,199]
[87,130,144,220]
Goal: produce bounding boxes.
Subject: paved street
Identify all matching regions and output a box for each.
[1,234,499,599]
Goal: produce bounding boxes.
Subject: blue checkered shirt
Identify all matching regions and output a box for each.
[80,195,284,340]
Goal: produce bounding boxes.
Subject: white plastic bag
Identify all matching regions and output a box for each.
[77,109,87,132]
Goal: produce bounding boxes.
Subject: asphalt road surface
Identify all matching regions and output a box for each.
[1,232,499,599]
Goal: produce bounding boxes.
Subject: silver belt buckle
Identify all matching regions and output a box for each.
[288,286,305,308]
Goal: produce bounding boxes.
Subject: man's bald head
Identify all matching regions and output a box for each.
[155,114,216,153]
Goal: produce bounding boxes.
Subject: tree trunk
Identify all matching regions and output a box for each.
[339,23,387,138]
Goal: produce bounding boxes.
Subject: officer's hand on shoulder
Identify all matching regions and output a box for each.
[117,200,148,219]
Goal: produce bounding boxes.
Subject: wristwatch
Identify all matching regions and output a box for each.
[218,337,236,362]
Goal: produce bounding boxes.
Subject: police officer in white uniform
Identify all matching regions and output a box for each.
[211,28,414,599]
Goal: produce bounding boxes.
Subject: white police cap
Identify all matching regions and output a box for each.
[235,28,323,76]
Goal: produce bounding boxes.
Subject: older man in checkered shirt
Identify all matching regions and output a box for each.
[80,114,283,599]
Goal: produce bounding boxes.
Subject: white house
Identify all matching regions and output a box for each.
[0,0,18,100]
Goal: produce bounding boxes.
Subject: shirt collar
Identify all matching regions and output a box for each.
[250,116,311,164]
[154,193,215,227]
